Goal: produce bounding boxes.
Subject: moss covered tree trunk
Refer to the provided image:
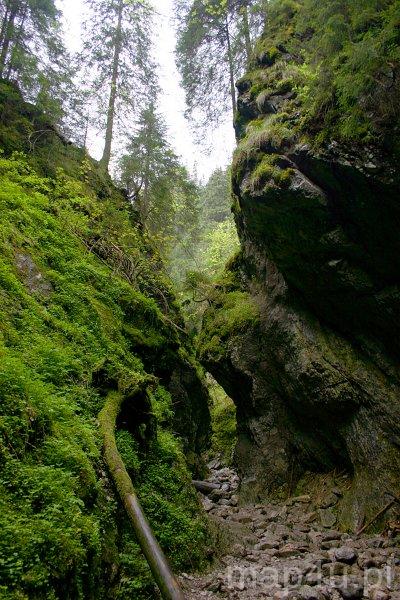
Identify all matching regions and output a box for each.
[99,390,185,600]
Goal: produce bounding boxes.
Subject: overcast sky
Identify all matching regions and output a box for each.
[57,0,235,181]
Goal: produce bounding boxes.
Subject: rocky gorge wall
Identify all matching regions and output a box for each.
[199,1,400,530]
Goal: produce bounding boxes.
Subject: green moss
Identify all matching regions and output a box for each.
[198,287,259,362]
[115,427,208,599]
[232,116,295,187]
[149,386,174,427]
[243,0,400,152]
[261,46,280,65]
[0,83,209,598]
[248,154,295,191]
[208,380,237,464]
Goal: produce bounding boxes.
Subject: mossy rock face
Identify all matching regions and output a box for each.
[200,1,400,529]
[0,82,211,598]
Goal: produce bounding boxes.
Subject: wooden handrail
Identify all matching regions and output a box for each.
[99,389,185,600]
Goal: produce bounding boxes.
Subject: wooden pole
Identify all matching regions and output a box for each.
[99,389,185,600]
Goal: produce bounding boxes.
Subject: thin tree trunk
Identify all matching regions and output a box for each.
[0,2,18,77]
[0,5,11,51]
[101,0,123,170]
[241,5,252,64]
[143,149,151,222]
[6,4,27,79]
[225,15,237,120]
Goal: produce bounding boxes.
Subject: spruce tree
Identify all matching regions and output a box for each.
[81,0,156,170]
[118,103,201,255]
[175,0,259,128]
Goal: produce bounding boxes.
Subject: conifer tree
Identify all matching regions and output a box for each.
[0,0,84,138]
[175,0,259,128]
[81,0,156,169]
[118,103,200,255]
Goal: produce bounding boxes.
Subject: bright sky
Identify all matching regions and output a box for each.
[57,0,235,181]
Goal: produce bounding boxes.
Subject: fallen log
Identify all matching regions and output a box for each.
[99,389,185,600]
[192,480,221,494]
[356,494,400,535]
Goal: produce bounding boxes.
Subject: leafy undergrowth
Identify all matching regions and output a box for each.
[0,144,207,598]
[232,0,400,201]
[238,0,400,150]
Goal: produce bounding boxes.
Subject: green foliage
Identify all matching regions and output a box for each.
[80,0,157,162]
[169,167,240,331]
[118,103,201,258]
[200,219,240,277]
[0,0,76,130]
[175,0,260,127]
[149,386,174,427]
[198,283,260,361]
[232,114,295,186]
[250,0,400,149]
[247,154,294,190]
[115,428,208,598]
[138,430,207,569]
[115,430,142,476]
[208,378,237,463]
[0,92,208,597]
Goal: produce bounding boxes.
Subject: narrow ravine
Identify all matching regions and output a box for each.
[1,0,400,598]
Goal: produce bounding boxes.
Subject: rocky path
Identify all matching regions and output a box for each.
[179,462,400,600]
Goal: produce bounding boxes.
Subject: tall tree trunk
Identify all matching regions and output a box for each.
[241,5,252,64]
[0,5,11,51]
[141,150,151,224]
[225,15,237,120]
[0,2,19,77]
[6,4,28,79]
[101,0,123,170]
[83,114,89,151]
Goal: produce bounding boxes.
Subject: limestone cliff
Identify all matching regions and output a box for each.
[199,2,400,529]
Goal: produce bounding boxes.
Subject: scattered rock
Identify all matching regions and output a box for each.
[331,576,364,600]
[318,509,337,529]
[368,589,390,600]
[207,580,221,592]
[322,531,341,542]
[255,538,280,550]
[183,459,395,600]
[304,512,318,524]
[231,543,246,558]
[334,546,358,565]
[202,497,213,512]
[322,562,349,576]
[277,543,303,557]
[318,494,339,509]
[299,585,325,600]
